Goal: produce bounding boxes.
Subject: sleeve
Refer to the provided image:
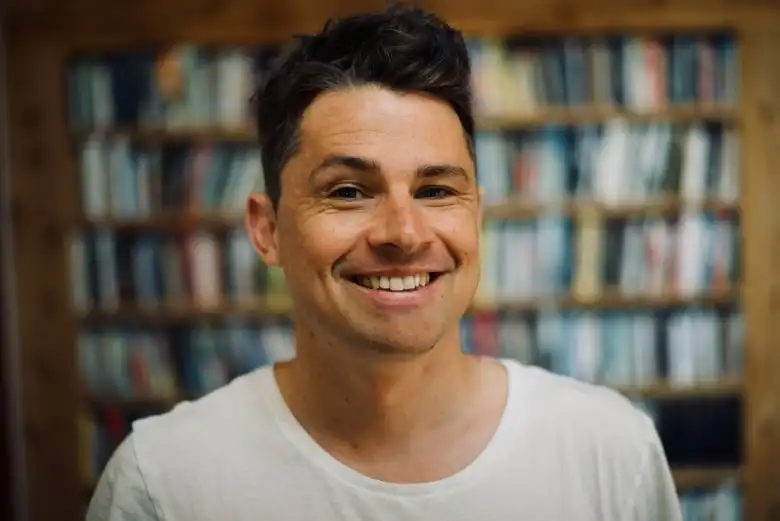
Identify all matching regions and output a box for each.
[622,420,683,521]
[85,434,162,521]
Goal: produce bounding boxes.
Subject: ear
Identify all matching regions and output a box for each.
[245,192,280,267]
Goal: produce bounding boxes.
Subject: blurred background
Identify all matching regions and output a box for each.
[1,1,779,521]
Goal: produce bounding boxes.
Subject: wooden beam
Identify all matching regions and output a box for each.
[5,28,81,521]
[4,0,780,50]
[740,24,780,521]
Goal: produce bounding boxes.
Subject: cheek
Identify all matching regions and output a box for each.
[434,211,481,260]
[278,215,361,269]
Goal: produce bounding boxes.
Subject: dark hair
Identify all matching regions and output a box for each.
[252,3,475,210]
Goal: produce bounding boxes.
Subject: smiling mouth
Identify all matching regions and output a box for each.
[346,273,443,292]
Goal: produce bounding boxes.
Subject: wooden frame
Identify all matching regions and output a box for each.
[4,2,779,521]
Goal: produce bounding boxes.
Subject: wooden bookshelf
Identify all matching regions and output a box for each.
[75,288,739,325]
[70,104,740,143]
[477,104,741,130]
[674,466,743,492]
[483,197,740,221]
[77,196,741,232]
[5,2,780,521]
[617,379,743,401]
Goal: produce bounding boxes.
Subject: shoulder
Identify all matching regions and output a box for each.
[84,364,262,521]
[87,367,282,520]
[130,366,275,458]
[88,365,301,519]
[504,361,680,519]
[86,435,161,521]
[507,360,656,443]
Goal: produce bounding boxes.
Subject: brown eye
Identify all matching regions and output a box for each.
[329,186,366,200]
[416,186,455,199]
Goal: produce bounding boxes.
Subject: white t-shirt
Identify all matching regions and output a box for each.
[86,359,683,521]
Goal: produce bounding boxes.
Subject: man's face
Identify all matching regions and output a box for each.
[248,85,481,356]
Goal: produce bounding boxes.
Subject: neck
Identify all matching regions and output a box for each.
[274,325,476,447]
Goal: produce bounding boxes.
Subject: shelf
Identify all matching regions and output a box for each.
[74,125,258,143]
[79,299,292,324]
[471,290,739,313]
[81,212,242,232]
[477,105,740,130]
[71,105,740,143]
[616,378,743,400]
[483,197,740,221]
[672,466,742,492]
[87,394,181,409]
[78,197,740,232]
[77,290,739,324]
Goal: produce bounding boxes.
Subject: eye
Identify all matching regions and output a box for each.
[328,185,366,200]
[416,186,455,199]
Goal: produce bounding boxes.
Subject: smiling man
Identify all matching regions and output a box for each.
[86,5,683,521]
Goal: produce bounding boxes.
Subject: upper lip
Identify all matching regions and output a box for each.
[342,269,444,278]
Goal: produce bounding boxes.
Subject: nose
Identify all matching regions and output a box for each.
[366,189,432,257]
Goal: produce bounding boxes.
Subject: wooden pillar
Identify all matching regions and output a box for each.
[5,27,81,521]
[740,23,780,521]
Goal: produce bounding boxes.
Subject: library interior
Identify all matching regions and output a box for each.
[0,1,779,520]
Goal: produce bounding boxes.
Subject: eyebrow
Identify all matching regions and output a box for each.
[309,154,471,182]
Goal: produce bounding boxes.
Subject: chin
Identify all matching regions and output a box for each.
[344,317,451,358]
[362,335,440,358]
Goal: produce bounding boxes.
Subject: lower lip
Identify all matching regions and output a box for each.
[345,276,442,311]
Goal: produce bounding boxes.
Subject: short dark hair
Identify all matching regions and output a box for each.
[252,4,475,210]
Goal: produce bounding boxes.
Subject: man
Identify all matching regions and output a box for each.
[87,5,683,521]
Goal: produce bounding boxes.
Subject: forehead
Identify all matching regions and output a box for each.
[296,85,473,172]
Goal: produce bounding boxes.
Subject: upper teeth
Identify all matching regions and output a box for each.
[358,274,431,291]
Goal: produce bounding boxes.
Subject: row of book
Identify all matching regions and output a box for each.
[680,481,742,521]
[68,46,278,130]
[70,213,740,314]
[80,137,263,219]
[66,34,739,131]
[479,213,740,302]
[494,210,741,301]
[78,308,741,401]
[469,35,738,115]
[76,121,740,219]
[80,407,148,488]
[79,322,295,399]
[476,121,740,206]
[462,310,742,389]
[70,229,286,312]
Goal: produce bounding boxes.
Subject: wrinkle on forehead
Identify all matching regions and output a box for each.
[297,85,473,170]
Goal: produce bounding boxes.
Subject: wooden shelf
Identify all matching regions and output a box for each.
[78,299,292,324]
[673,466,742,492]
[11,4,779,521]
[81,212,243,232]
[477,105,740,130]
[77,290,739,324]
[71,105,739,143]
[87,394,181,410]
[616,378,743,400]
[471,290,739,313]
[73,125,258,143]
[483,197,740,221]
[78,197,740,232]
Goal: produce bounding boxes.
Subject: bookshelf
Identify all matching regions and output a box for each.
[4,2,780,521]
